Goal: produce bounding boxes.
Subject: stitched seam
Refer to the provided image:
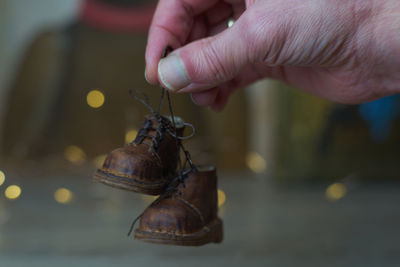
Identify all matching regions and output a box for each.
[135,218,221,238]
[175,197,206,226]
[95,169,167,186]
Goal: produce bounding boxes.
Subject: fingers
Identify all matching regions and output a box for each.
[187,16,208,42]
[190,87,230,112]
[191,88,219,106]
[186,3,238,46]
[205,2,233,25]
[209,86,233,112]
[156,1,297,94]
[145,0,218,84]
[207,18,232,36]
[157,11,251,93]
[148,0,382,107]
[191,63,273,111]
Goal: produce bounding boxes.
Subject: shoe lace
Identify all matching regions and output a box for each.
[130,113,174,165]
[127,167,195,237]
[126,46,198,237]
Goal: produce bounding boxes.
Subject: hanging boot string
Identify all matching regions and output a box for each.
[126,132,196,236]
[127,46,198,237]
[129,89,196,141]
[157,46,197,171]
[127,150,194,236]
[128,89,170,165]
[127,159,193,236]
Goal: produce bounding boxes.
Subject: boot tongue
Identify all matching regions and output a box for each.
[156,168,192,198]
[146,115,185,140]
[133,115,175,145]
[174,166,215,195]
[132,116,159,144]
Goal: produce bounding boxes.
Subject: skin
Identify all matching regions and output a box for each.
[145,0,400,111]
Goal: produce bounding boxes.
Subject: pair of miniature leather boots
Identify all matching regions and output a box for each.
[93,114,223,246]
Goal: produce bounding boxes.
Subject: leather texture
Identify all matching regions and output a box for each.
[93,115,184,194]
[135,166,223,246]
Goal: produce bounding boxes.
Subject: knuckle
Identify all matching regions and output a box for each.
[239,9,289,65]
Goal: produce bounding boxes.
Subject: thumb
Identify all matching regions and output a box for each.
[157,13,256,93]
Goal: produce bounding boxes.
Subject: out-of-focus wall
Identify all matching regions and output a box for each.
[246,80,279,176]
[0,0,277,174]
[0,0,80,134]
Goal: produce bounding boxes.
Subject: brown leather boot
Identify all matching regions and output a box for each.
[134,165,223,246]
[93,115,184,195]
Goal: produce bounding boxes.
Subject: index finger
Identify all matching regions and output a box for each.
[145,0,218,84]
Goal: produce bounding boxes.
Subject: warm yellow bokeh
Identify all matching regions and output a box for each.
[326,182,347,202]
[54,188,73,204]
[64,145,86,164]
[87,89,105,108]
[246,152,267,173]
[218,189,226,207]
[125,128,138,143]
[0,170,5,186]
[5,185,21,200]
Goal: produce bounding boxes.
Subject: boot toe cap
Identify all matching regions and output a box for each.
[101,145,162,180]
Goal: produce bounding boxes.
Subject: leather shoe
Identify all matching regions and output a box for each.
[93,115,184,195]
[134,165,223,246]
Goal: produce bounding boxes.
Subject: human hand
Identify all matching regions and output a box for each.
[145,0,400,111]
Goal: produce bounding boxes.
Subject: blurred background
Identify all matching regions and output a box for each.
[0,0,399,266]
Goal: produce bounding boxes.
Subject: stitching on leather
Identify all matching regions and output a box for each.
[95,169,167,187]
[174,197,206,226]
[135,218,221,238]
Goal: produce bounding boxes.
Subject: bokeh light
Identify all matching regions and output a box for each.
[125,128,138,143]
[218,189,226,207]
[64,145,86,164]
[0,170,5,186]
[5,185,21,200]
[86,89,105,108]
[54,188,73,204]
[326,182,347,202]
[246,152,267,173]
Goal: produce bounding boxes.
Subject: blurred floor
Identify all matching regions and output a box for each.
[0,171,399,267]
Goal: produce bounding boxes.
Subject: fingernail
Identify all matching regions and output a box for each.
[158,54,191,91]
[190,94,200,105]
[144,67,150,84]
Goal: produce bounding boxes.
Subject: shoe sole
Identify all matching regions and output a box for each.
[93,169,167,195]
[134,218,223,246]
